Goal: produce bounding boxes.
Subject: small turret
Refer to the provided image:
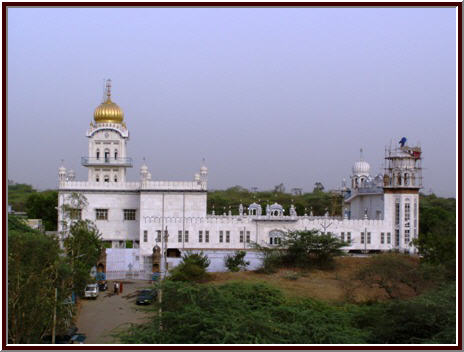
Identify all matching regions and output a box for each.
[351,148,370,189]
[67,169,76,181]
[140,162,149,181]
[58,163,67,182]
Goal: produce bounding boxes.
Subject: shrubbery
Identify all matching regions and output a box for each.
[224,250,250,272]
[352,283,456,344]
[254,230,348,272]
[118,280,456,344]
[169,251,211,283]
[117,281,367,344]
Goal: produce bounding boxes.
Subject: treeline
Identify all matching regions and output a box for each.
[415,193,456,277]
[8,211,103,343]
[8,183,58,231]
[208,185,343,216]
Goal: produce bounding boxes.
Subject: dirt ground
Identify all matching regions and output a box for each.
[75,280,154,344]
[209,256,418,302]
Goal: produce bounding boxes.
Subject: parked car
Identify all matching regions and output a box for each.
[70,333,86,344]
[98,280,108,291]
[84,283,99,299]
[41,326,78,344]
[136,289,156,305]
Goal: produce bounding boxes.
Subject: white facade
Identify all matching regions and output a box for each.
[57,82,423,276]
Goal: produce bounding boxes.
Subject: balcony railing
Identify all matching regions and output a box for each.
[81,156,133,167]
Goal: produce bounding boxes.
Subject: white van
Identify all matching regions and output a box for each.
[84,283,99,299]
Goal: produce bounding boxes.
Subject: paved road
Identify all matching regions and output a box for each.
[75,280,154,344]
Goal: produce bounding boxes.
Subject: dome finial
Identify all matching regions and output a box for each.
[106,79,112,102]
[360,148,364,160]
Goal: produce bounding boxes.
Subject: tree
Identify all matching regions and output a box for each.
[8,183,36,212]
[225,250,250,272]
[25,190,58,231]
[207,186,340,217]
[313,182,324,192]
[280,230,348,269]
[60,192,103,294]
[413,194,456,276]
[273,183,285,193]
[8,216,72,343]
[252,230,348,271]
[169,251,211,282]
[356,253,433,299]
[63,220,103,294]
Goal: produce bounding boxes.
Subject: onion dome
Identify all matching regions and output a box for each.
[352,148,370,175]
[352,160,370,175]
[94,79,124,124]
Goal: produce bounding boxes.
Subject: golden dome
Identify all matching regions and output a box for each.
[94,79,124,124]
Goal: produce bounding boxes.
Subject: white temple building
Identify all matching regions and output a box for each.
[58,80,423,278]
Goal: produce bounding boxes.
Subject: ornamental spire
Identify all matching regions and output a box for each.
[105,79,112,102]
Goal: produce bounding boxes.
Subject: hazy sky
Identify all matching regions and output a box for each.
[7,7,457,197]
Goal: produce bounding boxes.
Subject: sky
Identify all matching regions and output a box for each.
[7,7,457,197]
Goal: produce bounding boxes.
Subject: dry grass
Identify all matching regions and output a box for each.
[208,256,419,303]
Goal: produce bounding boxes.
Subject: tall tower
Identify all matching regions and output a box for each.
[383,138,422,253]
[82,79,132,183]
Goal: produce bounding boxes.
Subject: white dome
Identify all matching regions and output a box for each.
[352,160,370,175]
[200,165,208,173]
[269,203,284,211]
[58,165,66,174]
[140,164,148,172]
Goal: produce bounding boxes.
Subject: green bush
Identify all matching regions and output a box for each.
[224,250,250,272]
[169,251,211,283]
[253,230,348,272]
[353,283,456,344]
[117,279,456,345]
[117,281,367,344]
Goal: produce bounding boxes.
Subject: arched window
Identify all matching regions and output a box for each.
[114,149,118,159]
[397,174,402,186]
[269,230,285,245]
[114,175,118,182]
[104,175,109,183]
[404,173,409,186]
[96,149,100,160]
[96,174,100,182]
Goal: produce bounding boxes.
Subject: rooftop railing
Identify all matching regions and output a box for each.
[81,156,133,167]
